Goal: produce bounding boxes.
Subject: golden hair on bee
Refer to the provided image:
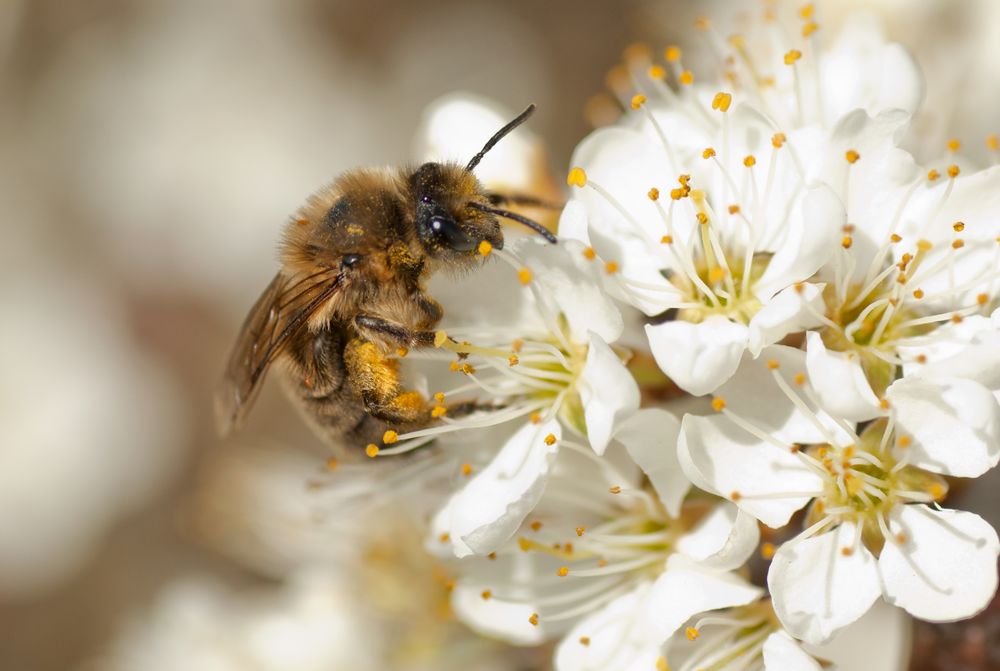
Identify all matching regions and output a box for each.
[216,104,558,456]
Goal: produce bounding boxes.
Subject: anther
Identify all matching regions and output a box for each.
[898,435,912,448]
[947,138,961,153]
[895,533,908,545]
[579,636,591,646]
[916,354,927,364]
[609,485,622,494]
[679,70,694,85]
[576,526,585,537]
[440,532,450,542]
[800,3,815,19]
[947,164,960,178]
[481,590,492,600]
[730,490,742,501]
[605,261,619,274]
[891,233,902,243]
[630,94,647,110]
[772,132,786,148]
[431,405,447,418]
[665,45,681,62]
[951,314,964,324]
[728,204,740,214]
[696,212,709,225]
[767,359,780,370]
[478,240,493,257]
[544,433,557,446]
[988,134,999,151]
[802,21,819,37]
[695,16,711,29]
[530,521,543,532]
[761,542,776,560]
[711,397,727,411]
[325,457,339,471]
[518,267,533,284]
[879,398,890,410]
[656,657,669,671]
[487,552,497,560]
[793,373,806,385]
[927,169,940,181]
[841,547,854,556]
[648,64,666,79]
[917,239,933,251]
[845,149,860,163]
[952,240,964,249]
[702,147,716,159]
[978,293,989,305]
[648,187,660,201]
[508,354,519,366]
[582,247,596,260]
[953,221,965,232]
[567,167,587,188]
[711,92,732,112]
[685,627,700,641]
[461,463,473,476]
[382,430,399,444]
[557,566,569,577]
[784,49,802,65]
[743,155,757,167]
[841,236,853,249]
[396,347,409,358]
[661,235,673,244]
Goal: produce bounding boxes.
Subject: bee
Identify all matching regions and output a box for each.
[216,104,557,455]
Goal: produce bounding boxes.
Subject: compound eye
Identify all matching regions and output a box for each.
[341,253,363,270]
[429,215,475,252]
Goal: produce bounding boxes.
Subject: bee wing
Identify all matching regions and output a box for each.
[215,269,344,436]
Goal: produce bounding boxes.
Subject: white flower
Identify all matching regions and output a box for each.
[439,422,762,668]
[560,10,924,396]
[678,346,1000,644]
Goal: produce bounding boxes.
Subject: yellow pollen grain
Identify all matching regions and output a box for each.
[685,627,700,641]
[916,354,928,364]
[530,520,543,532]
[730,490,742,502]
[605,261,619,274]
[772,132,787,148]
[648,187,660,201]
[567,166,587,188]
[365,444,380,458]
[487,552,497,560]
[898,435,912,448]
[845,149,860,163]
[799,3,815,19]
[953,221,965,232]
[431,405,447,418]
[841,235,853,249]
[696,212,709,225]
[382,430,399,444]
[679,70,694,85]
[802,21,819,37]
[434,391,445,403]
[665,45,682,62]
[580,636,591,646]
[582,246,596,260]
[661,234,673,244]
[952,239,965,249]
[951,314,964,324]
[544,433,557,446]
[517,267,533,284]
[978,293,989,305]
[557,566,569,577]
[947,164,960,178]
[630,94,647,110]
[784,49,802,65]
[947,138,961,152]
[529,412,542,424]
[703,147,717,159]
[841,546,854,557]
[461,463,473,476]
[648,64,666,79]
[449,361,460,372]
[711,91,732,112]
[728,204,741,214]
[325,457,339,471]
[609,485,622,494]
[461,363,476,375]
[794,372,806,385]
[576,526,585,537]
[880,398,890,410]
[743,155,757,167]
[440,532,450,542]
[988,134,999,151]
[761,542,776,560]
[508,354,519,367]
[767,359,780,370]
[891,233,902,243]
[481,590,492,600]
[478,240,493,257]
[711,397,727,411]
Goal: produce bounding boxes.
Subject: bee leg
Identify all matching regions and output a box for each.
[354,314,438,348]
[486,192,563,210]
[343,338,432,428]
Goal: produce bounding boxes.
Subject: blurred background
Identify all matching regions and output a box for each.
[1,1,998,669]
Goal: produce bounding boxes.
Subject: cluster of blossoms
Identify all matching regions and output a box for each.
[321,5,1000,670]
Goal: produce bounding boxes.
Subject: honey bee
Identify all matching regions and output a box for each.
[216,104,557,454]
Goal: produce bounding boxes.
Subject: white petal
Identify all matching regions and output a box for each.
[675,501,759,571]
[886,375,1000,477]
[677,414,822,528]
[755,186,843,299]
[450,562,553,646]
[554,585,662,671]
[748,283,826,356]
[557,200,591,246]
[445,419,561,557]
[614,408,688,518]
[645,554,763,643]
[879,504,1000,622]
[515,238,624,344]
[803,600,911,671]
[645,317,749,396]
[805,331,882,422]
[762,631,822,671]
[768,522,881,645]
[580,333,640,456]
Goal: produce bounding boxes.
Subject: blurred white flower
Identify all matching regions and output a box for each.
[0,271,187,600]
[678,346,1000,644]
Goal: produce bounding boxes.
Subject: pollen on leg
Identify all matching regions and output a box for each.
[478,240,493,257]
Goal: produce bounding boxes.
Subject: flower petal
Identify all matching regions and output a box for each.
[748,282,826,356]
[886,375,1000,477]
[879,504,1000,622]
[443,419,561,557]
[768,522,881,645]
[755,186,844,299]
[613,408,688,517]
[803,599,911,671]
[762,631,823,671]
[580,332,640,455]
[675,501,759,571]
[678,414,823,528]
[805,331,883,422]
[645,554,763,643]
[645,317,749,396]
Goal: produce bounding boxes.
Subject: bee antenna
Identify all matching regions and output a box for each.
[469,201,558,244]
[466,104,536,173]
